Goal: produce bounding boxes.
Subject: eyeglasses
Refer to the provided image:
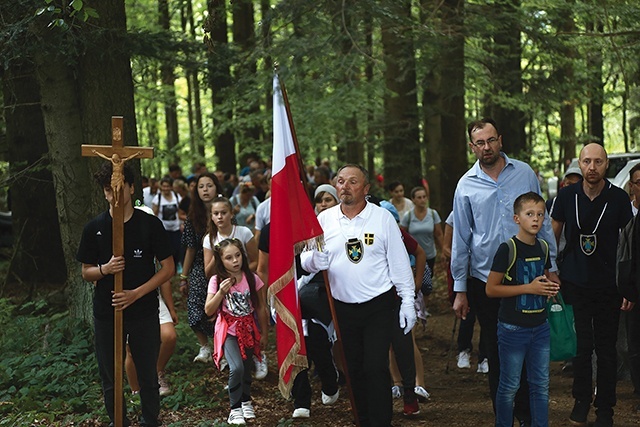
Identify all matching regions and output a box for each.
[630,180,640,186]
[470,136,499,148]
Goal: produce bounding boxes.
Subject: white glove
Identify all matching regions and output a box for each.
[399,298,417,335]
[300,250,329,274]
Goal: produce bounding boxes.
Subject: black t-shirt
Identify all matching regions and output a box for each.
[76,209,173,321]
[550,179,633,288]
[491,237,550,327]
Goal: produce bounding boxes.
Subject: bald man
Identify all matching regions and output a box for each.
[550,143,634,427]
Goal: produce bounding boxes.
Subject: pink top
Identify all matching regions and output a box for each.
[207,272,264,335]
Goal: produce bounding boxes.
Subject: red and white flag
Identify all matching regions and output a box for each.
[269,74,324,398]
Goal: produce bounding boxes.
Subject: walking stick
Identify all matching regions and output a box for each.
[445,315,459,374]
[321,270,361,427]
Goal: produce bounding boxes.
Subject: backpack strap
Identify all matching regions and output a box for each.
[538,238,549,266]
[504,238,517,282]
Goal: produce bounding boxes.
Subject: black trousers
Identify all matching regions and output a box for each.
[390,297,416,397]
[94,313,160,426]
[335,289,395,427]
[291,321,339,409]
[457,304,487,360]
[563,281,621,410]
[626,304,640,395]
[467,277,530,421]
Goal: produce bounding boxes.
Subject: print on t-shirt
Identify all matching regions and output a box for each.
[515,256,546,314]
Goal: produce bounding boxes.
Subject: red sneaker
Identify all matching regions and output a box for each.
[403,398,420,416]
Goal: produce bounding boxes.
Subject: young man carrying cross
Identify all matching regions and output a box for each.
[77,162,174,426]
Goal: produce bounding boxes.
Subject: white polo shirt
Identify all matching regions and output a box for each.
[315,202,414,304]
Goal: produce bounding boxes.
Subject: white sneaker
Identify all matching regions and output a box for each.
[414,385,430,401]
[158,371,171,396]
[477,358,489,374]
[322,389,339,405]
[220,357,228,371]
[241,401,255,419]
[193,344,212,363]
[253,352,268,380]
[391,385,402,399]
[456,350,471,369]
[292,408,310,418]
[227,408,246,425]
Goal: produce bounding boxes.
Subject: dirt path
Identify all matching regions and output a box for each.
[156,307,639,426]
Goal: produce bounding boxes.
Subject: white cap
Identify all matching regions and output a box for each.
[563,167,582,179]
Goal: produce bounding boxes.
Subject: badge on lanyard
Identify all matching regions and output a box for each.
[580,234,596,256]
[346,238,363,264]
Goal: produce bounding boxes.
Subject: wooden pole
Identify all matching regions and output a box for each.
[81,117,154,427]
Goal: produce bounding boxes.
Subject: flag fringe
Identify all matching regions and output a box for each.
[269,263,310,398]
[294,235,324,257]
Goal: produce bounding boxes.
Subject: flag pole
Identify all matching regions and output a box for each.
[277,72,360,427]
[278,77,313,198]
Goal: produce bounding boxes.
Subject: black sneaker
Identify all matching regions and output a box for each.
[569,400,590,426]
[593,407,613,427]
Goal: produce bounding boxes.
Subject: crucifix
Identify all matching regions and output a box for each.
[81,116,154,427]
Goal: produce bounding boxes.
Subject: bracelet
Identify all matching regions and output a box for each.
[98,264,105,277]
[179,274,188,280]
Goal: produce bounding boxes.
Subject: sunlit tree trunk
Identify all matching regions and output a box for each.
[159,0,180,164]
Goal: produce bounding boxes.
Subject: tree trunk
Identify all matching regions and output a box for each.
[232,0,262,144]
[2,63,67,291]
[381,0,422,190]
[338,2,362,165]
[208,0,237,174]
[485,0,526,158]
[35,56,96,323]
[183,0,205,158]
[420,0,442,210]
[159,0,180,164]
[586,21,604,145]
[556,5,578,168]
[34,0,142,322]
[438,0,467,216]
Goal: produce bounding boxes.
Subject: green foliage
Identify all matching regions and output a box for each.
[35,0,99,30]
[0,298,102,425]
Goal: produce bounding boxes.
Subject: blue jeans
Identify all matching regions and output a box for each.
[496,321,550,427]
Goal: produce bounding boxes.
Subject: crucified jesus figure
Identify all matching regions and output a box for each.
[92,150,143,207]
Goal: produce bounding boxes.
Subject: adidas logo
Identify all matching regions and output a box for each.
[133,249,143,258]
[96,231,102,236]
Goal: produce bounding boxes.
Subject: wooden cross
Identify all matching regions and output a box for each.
[81,116,154,427]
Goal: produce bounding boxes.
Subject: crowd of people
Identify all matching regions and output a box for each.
[77,117,640,427]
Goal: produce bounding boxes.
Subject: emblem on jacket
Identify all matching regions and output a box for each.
[364,233,374,245]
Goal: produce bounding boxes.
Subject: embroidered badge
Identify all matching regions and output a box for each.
[580,234,596,256]
[346,238,363,264]
[364,233,374,245]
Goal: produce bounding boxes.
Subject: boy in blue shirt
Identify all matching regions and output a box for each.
[486,191,560,427]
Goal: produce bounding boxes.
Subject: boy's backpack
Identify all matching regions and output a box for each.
[617,215,639,302]
[504,238,549,282]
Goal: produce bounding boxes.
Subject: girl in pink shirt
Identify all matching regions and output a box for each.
[204,238,268,425]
